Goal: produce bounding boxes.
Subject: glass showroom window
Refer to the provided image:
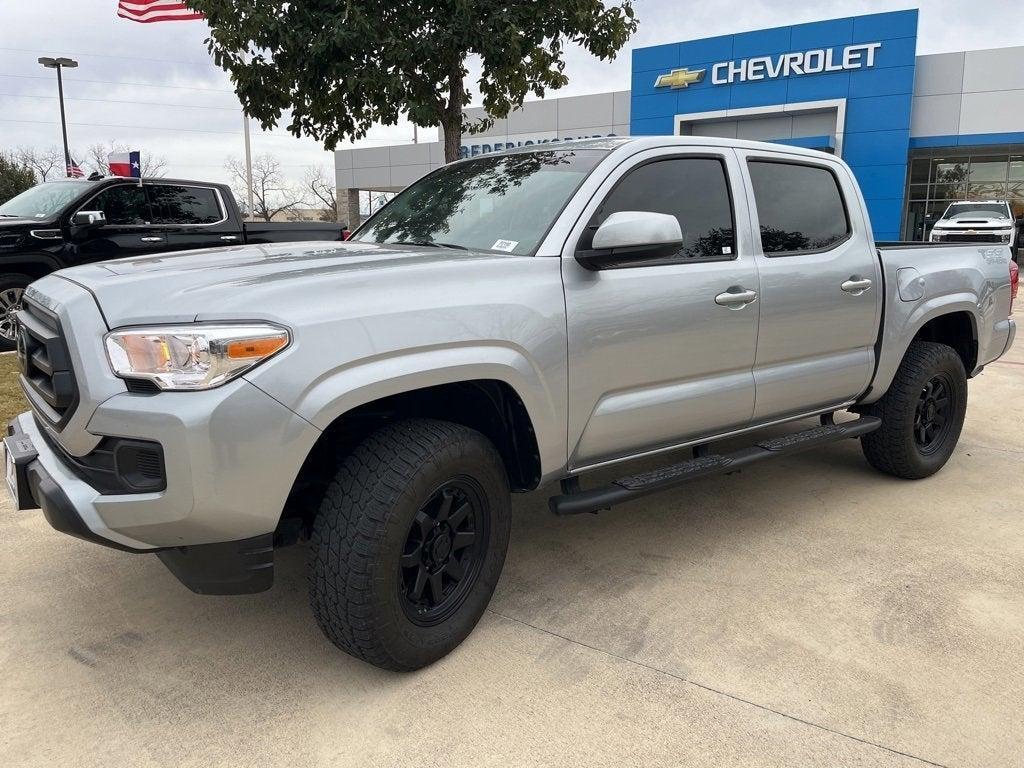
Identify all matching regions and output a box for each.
[903,150,1024,240]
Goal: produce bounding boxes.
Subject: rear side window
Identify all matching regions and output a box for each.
[587,157,736,261]
[87,185,150,225]
[748,161,850,255]
[147,185,222,225]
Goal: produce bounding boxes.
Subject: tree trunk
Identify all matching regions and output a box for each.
[442,60,465,163]
[442,115,462,164]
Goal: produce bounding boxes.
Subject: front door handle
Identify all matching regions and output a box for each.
[140,236,164,243]
[220,235,240,241]
[841,277,873,294]
[715,288,758,308]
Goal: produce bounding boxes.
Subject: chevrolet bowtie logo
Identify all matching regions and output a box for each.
[654,67,706,89]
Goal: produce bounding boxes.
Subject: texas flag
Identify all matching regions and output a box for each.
[108,150,142,178]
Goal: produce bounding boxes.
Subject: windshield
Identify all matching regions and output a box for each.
[943,202,1010,220]
[0,181,90,219]
[353,149,608,255]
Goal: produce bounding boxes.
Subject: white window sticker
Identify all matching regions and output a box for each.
[722,246,733,255]
[492,239,519,252]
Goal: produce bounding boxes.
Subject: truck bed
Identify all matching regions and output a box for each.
[243,221,345,245]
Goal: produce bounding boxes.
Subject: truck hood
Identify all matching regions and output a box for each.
[53,240,525,327]
[933,217,1014,230]
[0,217,48,227]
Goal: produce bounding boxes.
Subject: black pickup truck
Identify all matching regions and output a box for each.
[0,177,347,349]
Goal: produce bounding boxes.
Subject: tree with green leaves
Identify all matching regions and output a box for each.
[190,1,637,162]
[0,153,36,205]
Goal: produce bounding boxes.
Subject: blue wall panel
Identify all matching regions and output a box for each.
[790,18,853,49]
[909,132,1024,149]
[630,9,919,240]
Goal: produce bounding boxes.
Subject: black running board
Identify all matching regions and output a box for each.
[549,416,881,516]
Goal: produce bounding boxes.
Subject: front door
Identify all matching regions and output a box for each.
[70,183,166,265]
[563,147,761,469]
[737,152,882,422]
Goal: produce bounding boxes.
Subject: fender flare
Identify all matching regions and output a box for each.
[293,343,566,480]
[865,294,980,404]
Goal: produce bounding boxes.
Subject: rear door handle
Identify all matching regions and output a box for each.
[715,288,758,308]
[841,277,872,294]
[220,235,240,241]
[140,236,164,243]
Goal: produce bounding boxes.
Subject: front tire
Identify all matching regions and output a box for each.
[0,274,31,352]
[859,340,968,479]
[309,418,511,671]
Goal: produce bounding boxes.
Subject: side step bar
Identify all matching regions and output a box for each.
[549,415,881,516]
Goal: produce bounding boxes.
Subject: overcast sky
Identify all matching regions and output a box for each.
[1,0,1021,191]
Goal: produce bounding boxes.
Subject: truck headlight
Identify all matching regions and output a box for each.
[104,324,290,390]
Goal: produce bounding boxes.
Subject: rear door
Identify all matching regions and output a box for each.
[737,151,882,421]
[562,147,761,469]
[146,183,240,252]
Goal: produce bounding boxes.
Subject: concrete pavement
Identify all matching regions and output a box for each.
[3,346,1024,767]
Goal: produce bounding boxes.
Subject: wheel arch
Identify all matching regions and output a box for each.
[912,310,978,374]
[0,254,63,281]
[278,377,546,538]
[863,300,980,405]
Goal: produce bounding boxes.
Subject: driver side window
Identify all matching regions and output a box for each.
[84,186,151,225]
[581,156,737,262]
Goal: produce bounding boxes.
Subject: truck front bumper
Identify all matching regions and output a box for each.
[6,414,275,594]
[4,376,320,593]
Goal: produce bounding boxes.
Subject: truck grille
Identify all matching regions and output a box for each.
[16,298,78,427]
[940,233,1004,243]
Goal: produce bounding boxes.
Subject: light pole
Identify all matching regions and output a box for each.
[37,56,78,178]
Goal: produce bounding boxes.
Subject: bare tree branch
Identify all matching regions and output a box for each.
[225,153,306,222]
[15,146,63,182]
[304,165,338,222]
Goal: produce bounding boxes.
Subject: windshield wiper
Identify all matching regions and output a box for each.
[0,214,21,218]
[391,240,469,250]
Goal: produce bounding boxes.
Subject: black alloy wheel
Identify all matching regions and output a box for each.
[913,372,954,454]
[398,480,488,626]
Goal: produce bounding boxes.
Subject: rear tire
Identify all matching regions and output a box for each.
[0,274,32,352]
[859,340,968,479]
[308,418,511,671]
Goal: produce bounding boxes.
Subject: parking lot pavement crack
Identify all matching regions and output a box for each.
[486,609,950,768]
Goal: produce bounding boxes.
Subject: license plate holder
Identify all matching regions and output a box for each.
[4,432,38,510]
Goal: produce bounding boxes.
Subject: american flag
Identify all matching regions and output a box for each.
[116,1,204,23]
[67,158,85,178]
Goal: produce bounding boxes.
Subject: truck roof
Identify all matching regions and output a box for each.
[944,200,1010,205]
[39,176,226,187]
[492,135,839,161]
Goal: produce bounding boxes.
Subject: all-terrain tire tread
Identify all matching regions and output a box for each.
[859,340,966,479]
[308,418,501,671]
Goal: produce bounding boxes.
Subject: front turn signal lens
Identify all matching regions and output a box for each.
[225,335,289,360]
[105,324,290,391]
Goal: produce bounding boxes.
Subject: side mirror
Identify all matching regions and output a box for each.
[72,210,106,227]
[576,211,682,270]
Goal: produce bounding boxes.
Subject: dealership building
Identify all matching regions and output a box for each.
[335,9,1024,241]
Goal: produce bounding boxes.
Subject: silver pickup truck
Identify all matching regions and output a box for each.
[4,137,1017,670]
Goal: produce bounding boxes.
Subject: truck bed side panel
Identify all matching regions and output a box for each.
[863,243,1014,404]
